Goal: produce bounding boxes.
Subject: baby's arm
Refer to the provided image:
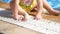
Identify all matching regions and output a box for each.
[12,0,28,15]
[10,0,29,20]
[10,0,22,20]
[10,0,20,17]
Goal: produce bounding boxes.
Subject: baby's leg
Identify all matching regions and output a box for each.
[43,0,60,15]
[34,0,43,20]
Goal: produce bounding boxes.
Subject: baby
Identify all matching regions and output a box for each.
[10,0,60,20]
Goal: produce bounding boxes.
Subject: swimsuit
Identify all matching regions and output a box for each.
[19,0,36,13]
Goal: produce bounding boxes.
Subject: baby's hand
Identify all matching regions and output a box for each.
[22,14,30,21]
[12,15,23,21]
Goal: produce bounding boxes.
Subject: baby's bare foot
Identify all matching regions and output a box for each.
[49,10,60,16]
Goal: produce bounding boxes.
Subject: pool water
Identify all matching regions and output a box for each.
[0,0,11,3]
[47,0,60,8]
[0,0,60,8]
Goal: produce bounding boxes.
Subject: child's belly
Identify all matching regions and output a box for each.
[19,0,36,13]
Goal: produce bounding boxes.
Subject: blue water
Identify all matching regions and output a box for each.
[1,0,11,3]
[47,0,60,8]
[1,0,60,8]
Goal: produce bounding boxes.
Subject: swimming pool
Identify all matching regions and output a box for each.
[0,0,60,8]
[47,0,60,8]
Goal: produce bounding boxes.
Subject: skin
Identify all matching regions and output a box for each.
[10,0,60,20]
[10,0,29,21]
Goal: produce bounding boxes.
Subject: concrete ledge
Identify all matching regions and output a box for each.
[0,8,60,34]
